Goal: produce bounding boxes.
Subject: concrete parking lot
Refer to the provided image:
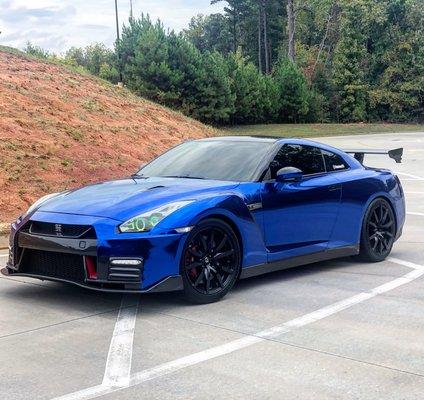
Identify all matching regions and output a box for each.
[1,132,423,400]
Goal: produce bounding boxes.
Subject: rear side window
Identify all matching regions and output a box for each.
[322,150,349,172]
[269,144,325,178]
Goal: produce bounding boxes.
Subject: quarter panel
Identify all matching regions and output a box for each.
[330,169,405,248]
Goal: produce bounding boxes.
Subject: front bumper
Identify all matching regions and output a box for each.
[5,212,186,293]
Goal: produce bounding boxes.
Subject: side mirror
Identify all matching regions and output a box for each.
[276,167,303,183]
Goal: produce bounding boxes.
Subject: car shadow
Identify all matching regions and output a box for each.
[1,256,358,314]
[233,256,357,293]
[1,277,124,314]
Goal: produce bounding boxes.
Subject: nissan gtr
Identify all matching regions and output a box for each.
[2,137,405,303]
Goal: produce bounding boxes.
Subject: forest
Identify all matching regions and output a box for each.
[26,0,424,125]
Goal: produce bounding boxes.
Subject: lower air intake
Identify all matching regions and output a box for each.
[108,266,142,282]
[19,249,86,283]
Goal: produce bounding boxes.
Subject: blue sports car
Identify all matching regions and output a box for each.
[3,137,405,303]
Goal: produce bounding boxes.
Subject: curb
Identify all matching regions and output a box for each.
[0,223,10,236]
[0,223,10,250]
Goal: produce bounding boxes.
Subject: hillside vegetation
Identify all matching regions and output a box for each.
[226,123,423,137]
[46,0,423,125]
[0,49,215,222]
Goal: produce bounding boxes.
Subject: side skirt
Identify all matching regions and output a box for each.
[239,245,359,280]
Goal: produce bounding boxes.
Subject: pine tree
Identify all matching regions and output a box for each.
[190,51,235,124]
[274,58,309,122]
[118,15,181,104]
[367,0,424,121]
[183,14,233,54]
[333,0,368,122]
[229,50,264,123]
[167,32,204,113]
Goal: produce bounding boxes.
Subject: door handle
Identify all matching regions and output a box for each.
[328,184,342,191]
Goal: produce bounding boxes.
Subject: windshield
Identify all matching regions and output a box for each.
[138,140,273,182]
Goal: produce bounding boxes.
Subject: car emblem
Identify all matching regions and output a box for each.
[54,224,63,236]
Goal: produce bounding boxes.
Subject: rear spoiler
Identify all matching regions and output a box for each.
[344,148,403,164]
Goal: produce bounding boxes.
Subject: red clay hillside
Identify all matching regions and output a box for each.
[0,48,215,223]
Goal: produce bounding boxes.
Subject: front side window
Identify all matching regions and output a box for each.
[269,144,325,178]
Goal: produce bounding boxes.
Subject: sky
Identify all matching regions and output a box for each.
[0,0,223,53]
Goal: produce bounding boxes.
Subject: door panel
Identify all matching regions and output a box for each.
[262,174,341,262]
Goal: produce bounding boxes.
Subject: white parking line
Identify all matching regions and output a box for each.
[388,257,424,271]
[404,192,424,194]
[51,257,424,400]
[52,295,140,400]
[407,212,424,217]
[102,295,139,388]
[396,172,424,180]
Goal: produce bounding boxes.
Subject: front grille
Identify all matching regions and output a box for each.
[29,222,96,239]
[19,249,86,283]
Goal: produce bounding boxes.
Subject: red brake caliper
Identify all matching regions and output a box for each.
[187,245,198,279]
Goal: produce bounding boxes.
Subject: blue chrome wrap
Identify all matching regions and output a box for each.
[4,137,405,292]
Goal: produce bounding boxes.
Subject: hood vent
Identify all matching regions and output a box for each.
[147,185,166,191]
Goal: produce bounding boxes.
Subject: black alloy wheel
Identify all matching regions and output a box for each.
[359,198,396,262]
[181,219,241,303]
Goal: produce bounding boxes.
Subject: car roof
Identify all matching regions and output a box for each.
[194,135,356,164]
[195,136,340,150]
[195,135,279,143]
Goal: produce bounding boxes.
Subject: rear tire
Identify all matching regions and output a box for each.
[358,198,396,262]
[180,218,241,304]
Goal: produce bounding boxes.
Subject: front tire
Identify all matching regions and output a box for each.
[358,198,396,262]
[180,219,241,304]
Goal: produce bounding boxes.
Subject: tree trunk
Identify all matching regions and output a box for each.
[268,39,272,72]
[312,2,335,74]
[258,6,263,73]
[233,5,237,52]
[263,0,270,74]
[287,0,296,62]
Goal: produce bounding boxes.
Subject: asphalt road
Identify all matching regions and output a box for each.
[1,132,424,400]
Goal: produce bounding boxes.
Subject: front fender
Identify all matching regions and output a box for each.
[158,194,267,268]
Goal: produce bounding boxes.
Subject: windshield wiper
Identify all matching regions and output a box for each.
[131,173,148,179]
[163,175,205,180]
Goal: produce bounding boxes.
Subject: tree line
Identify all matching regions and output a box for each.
[25,0,423,125]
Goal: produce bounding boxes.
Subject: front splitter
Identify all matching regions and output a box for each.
[1,267,183,294]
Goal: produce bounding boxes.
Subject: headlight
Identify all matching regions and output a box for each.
[21,192,62,219]
[119,200,194,233]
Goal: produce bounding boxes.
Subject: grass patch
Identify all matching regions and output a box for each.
[63,126,84,141]
[223,123,423,138]
[82,98,104,112]
[0,45,26,56]
[61,159,72,168]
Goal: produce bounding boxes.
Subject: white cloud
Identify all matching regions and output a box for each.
[0,0,223,53]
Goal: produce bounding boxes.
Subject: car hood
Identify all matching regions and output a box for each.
[37,177,239,221]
